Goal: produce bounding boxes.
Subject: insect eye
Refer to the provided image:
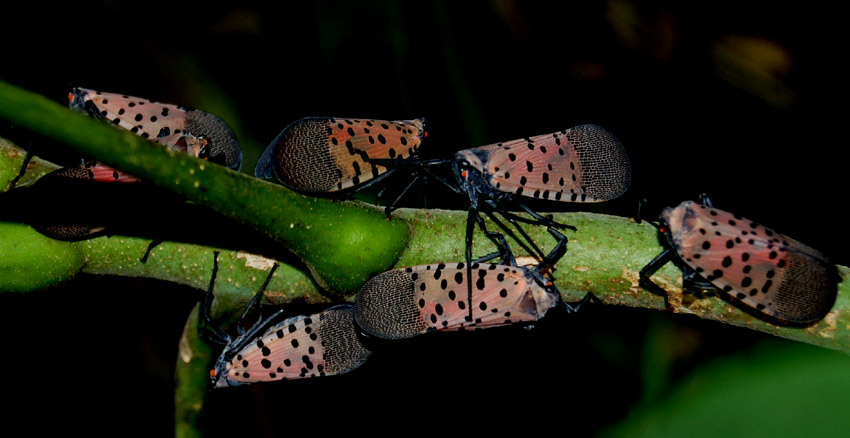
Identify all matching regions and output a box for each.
[67,93,74,102]
[208,369,215,378]
[200,145,212,159]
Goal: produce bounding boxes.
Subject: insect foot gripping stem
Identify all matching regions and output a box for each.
[640,199,838,324]
[200,252,371,388]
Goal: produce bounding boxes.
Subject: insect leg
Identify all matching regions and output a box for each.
[514,200,577,231]
[697,193,714,207]
[236,262,281,337]
[465,204,479,323]
[681,266,718,292]
[536,226,568,274]
[198,251,230,345]
[381,173,422,216]
[8,141,33,190]
[470,212,516,266]
[481,199,554,267]
[639,249,675,307]
[139,238,164,263]
[482,207,548,264]
[562,292,602,313]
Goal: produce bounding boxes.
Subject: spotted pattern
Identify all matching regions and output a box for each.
[662,200,838,323]
[69,87,242,170]
[212,305,371,388]
[254,117,426,193]
[354,263,561,340]
[48,162,140,184]
[455,124,630,202]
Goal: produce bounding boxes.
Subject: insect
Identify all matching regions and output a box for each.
[254,117,427,197]
[43,162,140,184]
[200,252,372,387]
[443,124,631,321]
[640,198,839,324]
[355,262,566,339]
[69,87,242,170]
[354,239,592,340]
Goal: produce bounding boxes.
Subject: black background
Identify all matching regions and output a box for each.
[1,2,846,436]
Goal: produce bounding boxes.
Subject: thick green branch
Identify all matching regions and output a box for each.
[1,126,848,353]
[0,80,409,295]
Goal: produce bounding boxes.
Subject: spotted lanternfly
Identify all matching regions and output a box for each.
[69,87,242,170]
[255,117,426,193]
[354,262,564,340]
[211,305,372,387]
[640,200,839,324]
[200,252,371,388]
[45,162,140,184]
[23,132,206,241]
[453,124,631,205]
[443,124,630,323]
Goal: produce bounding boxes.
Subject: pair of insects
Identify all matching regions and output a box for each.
[201,116,625,387]
[255,116,632,322]
[254,116,839,326]
[20,87,243,242]
[204,247,591,387]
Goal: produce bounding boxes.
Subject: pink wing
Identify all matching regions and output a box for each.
[355,263,559,339]
[468,124,630,202]
[69,87,241,169]
[668,201,837,323]
[214,305,370,387]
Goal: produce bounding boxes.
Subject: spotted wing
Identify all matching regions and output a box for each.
[475,124,630,202]
[670,201,838,323]
[354,263,559,340]
[214,305,371,387]
[256,117,425,193]
[69,87,241,169]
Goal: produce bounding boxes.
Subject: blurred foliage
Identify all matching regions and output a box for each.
[607,340,850,437]
[1,1,845,437]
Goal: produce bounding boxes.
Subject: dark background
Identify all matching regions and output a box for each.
[2,1,847,436]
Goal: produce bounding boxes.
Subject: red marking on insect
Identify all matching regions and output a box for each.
[640,200,839,324]
[43,162,140,184]
[254,117,426,193]
[354,262,561,340]
[69,87,242,169]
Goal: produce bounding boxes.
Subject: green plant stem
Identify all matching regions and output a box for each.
[2,80,848,436]
[0,79,409,295]
[1,124,847,351]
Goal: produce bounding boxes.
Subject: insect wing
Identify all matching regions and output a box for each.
[354,263,560,340]
[664,200,838,323]
[45,162,139,184]
[458,124,630,202]
[213,305,371,387]
[255,117,426,192]
[69,87,241,169]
